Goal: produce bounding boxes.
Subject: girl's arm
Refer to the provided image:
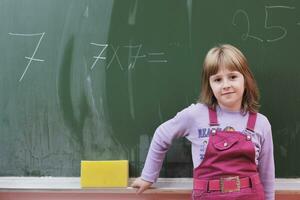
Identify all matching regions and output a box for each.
[258,118,275,200]
[133,105,193,193]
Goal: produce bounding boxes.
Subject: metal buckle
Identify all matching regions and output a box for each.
[220,176,240,193]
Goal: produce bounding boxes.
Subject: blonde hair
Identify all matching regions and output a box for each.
[199,44,260,113]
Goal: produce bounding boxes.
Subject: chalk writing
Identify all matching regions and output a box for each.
[233,5,296,43]
[89,43,167,71]
[90,43,108,70]
[106,45,123,70]
[8,32,45,82]
[128,69,135,119]
[123,44,146,70]
[158,102,163,123]
[84,6,89,18]
[264,6,295,42]
[232,9,263,42]
[147,52,168,63]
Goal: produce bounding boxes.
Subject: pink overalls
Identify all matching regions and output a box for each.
[192,108,265,200]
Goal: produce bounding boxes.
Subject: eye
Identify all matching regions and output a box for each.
[230,75,237,80]
[214,78,221,82]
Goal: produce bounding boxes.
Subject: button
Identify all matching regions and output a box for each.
[211,129,217,135]
[246,135,251,140]
[224,142,228,147]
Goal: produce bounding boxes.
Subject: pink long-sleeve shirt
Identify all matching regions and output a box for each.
[141,103,275,200]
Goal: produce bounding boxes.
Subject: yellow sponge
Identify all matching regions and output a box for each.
[80,160,128,188]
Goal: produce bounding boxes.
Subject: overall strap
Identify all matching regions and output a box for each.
[246,112,257,132]
[208,107,219,126]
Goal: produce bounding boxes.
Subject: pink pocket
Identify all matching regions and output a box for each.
[213,135,239,150]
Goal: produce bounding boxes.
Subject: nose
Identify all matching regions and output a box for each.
[222,79,231,89]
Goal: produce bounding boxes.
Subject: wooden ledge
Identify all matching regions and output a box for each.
[0,178,300,200]
[0,177,299,191]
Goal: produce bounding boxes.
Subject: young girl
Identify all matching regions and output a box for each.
[131,44,275,200]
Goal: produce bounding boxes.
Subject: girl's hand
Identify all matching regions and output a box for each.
[131,177,153,194]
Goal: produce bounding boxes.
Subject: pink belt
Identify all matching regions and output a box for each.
[194,174,261,193]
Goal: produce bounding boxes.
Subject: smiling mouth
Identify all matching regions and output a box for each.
[222,92,234,95]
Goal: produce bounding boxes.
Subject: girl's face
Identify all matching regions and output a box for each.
[209,67,245,111]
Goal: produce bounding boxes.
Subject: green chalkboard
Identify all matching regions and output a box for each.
[0,0,300,178]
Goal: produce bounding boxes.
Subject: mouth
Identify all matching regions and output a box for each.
[222,92,234,96]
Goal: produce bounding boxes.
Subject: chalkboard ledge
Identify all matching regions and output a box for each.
[0,177,299,191]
